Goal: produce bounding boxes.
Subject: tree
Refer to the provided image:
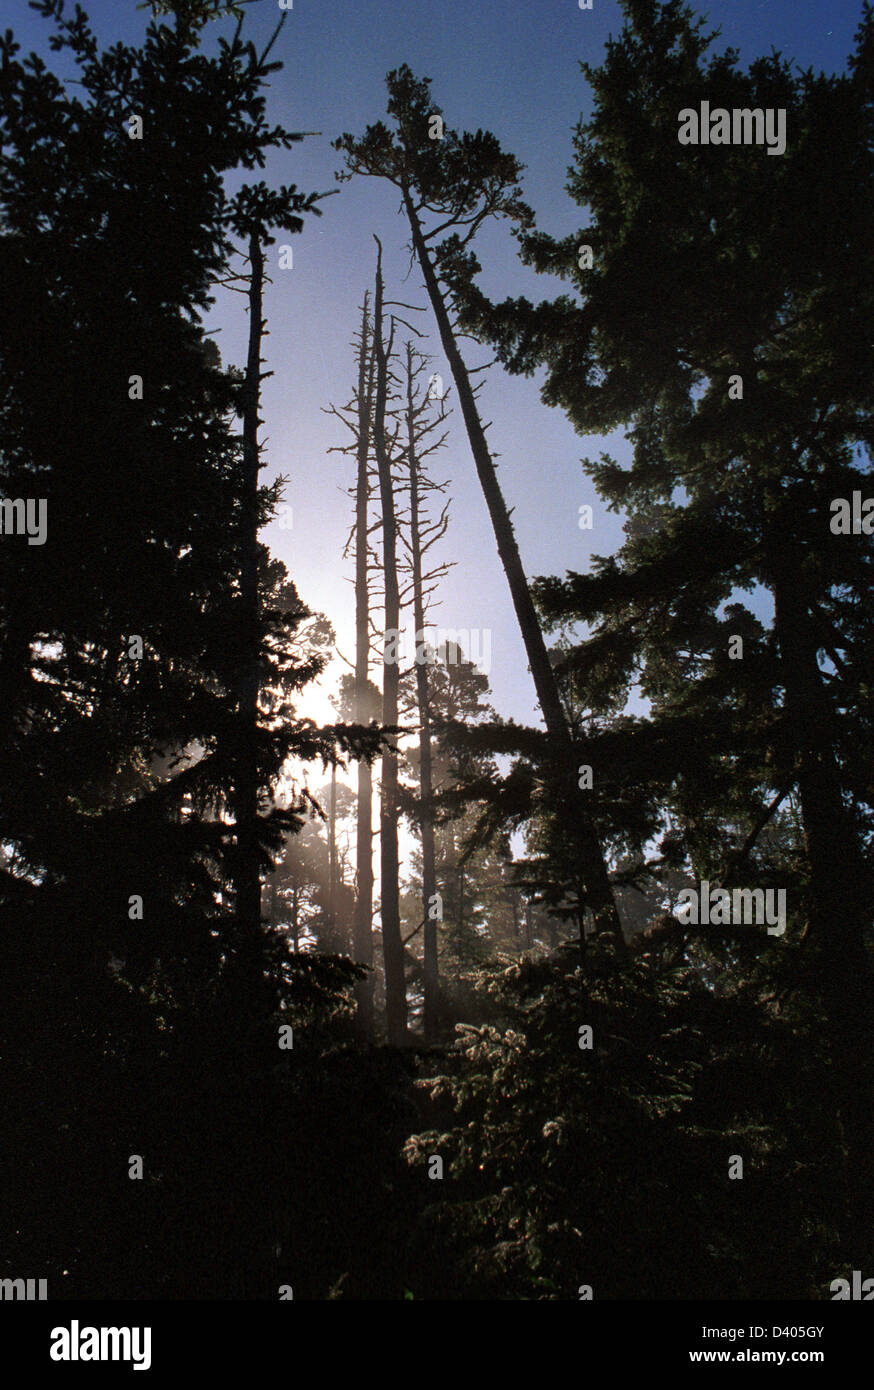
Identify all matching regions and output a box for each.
[451,0,874,1258]
[0,0,377,1297]
[398,341,453,1039]
[352,297,377,1032]
[332,308,454,1040]
[335,68,625,950]
[371,238,408,1044]
[329,299,380,1033]
[405,936,837,1300]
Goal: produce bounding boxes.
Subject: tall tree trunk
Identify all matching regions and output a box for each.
[405,343,440,1041]
[402,188,623,950]
[373,240,407,1044]
[230,230,268,1022]
[353,295,375,1035]
[328,758,338,948]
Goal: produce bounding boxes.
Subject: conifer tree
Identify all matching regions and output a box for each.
[450,0,874,1257]
[0,0,378,1295]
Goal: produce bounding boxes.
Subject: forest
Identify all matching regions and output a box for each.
[1,0,873,1303]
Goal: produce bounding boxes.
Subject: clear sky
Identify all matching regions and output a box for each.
[10,0,865,737]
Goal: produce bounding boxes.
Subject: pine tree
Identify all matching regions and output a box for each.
[0,0,375,1296]
[450,0,874,1259]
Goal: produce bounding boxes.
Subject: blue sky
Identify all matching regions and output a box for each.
[10,0,865,735]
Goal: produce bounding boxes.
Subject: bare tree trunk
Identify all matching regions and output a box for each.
[230,230,268,1020]
[328,759,338,948]
[353,295,375,1035]
[404,343,440,1041]
[402,188,623,950]
[373,239,407,1045]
